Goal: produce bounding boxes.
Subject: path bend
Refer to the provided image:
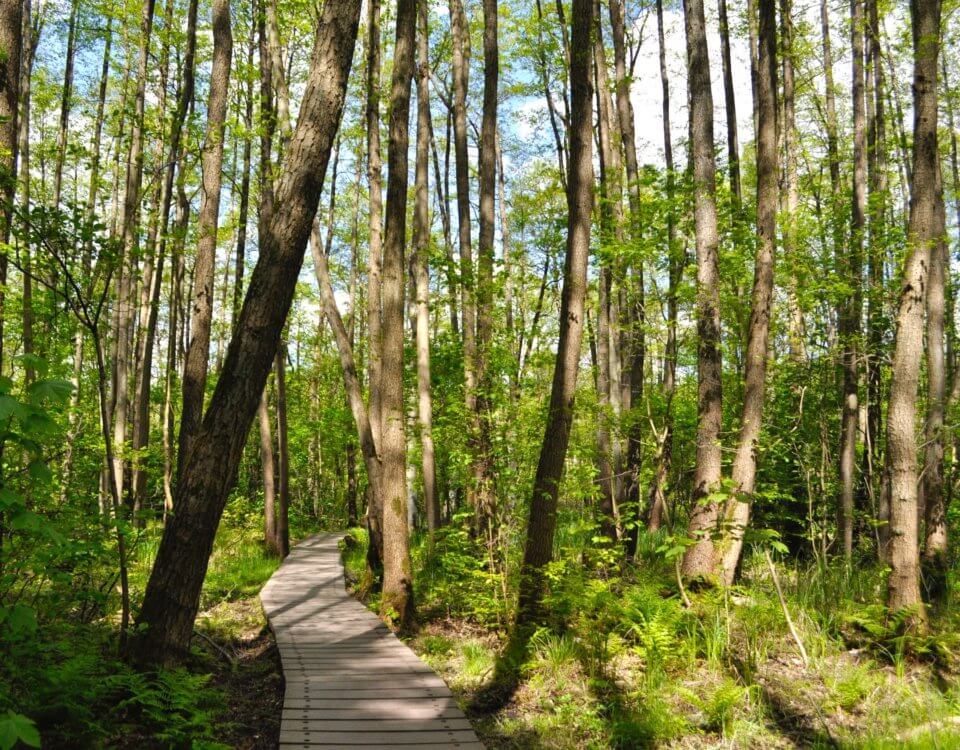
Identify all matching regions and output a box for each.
[260,533,483,748]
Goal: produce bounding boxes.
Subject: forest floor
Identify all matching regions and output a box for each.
[340,528,960,749]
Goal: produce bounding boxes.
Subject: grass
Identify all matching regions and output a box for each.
[386,529,960,749]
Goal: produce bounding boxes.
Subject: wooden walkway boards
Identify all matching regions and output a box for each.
[260,533,484,749]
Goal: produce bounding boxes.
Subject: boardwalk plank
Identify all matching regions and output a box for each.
[262,533,482,749]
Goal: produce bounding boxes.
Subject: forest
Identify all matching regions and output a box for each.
[0,0,959,745]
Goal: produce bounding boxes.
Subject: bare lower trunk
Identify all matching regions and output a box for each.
[719,0,778,584]
[259,391,278,553]
[517,0,593,624]
[178,0,233,475]
[274,346,290,558]
[680,0,724,582]
[885,0,940,625]
[414,1,439,535]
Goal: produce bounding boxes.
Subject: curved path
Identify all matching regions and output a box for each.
[260,533,483,749]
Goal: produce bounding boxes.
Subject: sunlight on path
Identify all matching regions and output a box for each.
[260,533,484,748]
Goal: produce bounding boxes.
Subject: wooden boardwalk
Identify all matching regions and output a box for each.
[260,533,483,749]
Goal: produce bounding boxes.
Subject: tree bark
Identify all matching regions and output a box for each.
[719,0,778,584]
[839,0,867,560]
[474,0,499,532]
[365,0,385,566]
[0,0,21,375]
[680,0,724,582]
[129,0,361,665]
[51,0,78,208]
[414,0,439,535]
[178,0,233,476]
[517,0,593,624]
[274,345,290,558]
[449,0,478,510]
[885,0,940,625]
[112,0,156,510]
[378,0,416,629]
[259,390,278,553]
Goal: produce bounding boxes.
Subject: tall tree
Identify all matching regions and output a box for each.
[839,0,867,560]
[365,0,385,567]
[680,0,724,581]
[884,0,941,625]
[130,0,361,665]
[414,0,439,534]
[474,0,499,532]
[0,0,22,376]
[719,0,778,584]
[178,0,233,474]
[517,0,593,623]
[379,0,416,628]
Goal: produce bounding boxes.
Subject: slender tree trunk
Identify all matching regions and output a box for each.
[474,0,499,532]
[112,0,157,510]
[259,391,278,553]
[922,166,947,600]
[838,0,867,560]
[717,0,741,203]
[274,345,290,557]
[233,20,255,331]
[449,0,478,512]
[0,0,22,377]
[378,0,416,628]
[18,0,35,383]
[178,0,233,475]
[414,0,439,535]
[365,0,385,567]
[517,0,593,624]
[647,0,677,532]
[780,0,805,358]
[719,0,778,584]
[52,0,78,208]
[130,0,361,666]
[680,0,724,582]
[885,0,940,625]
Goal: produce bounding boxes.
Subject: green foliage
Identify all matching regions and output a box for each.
[0,712,40,750]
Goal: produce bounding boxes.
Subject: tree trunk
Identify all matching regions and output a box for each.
[680,0,724,582]
[112,0,156,511]
[414,0,439,535]
[717,0,741,204]
[449,0,478,512]
[0,0,22,376]
[178,0,233,476]
[885,0,940,626]
[129,0,361,666]
[517,0,593,624]
[379,0,416,629]
[233,19,255,331]
[365,0,385,566]
[474,0,499,533]
[839,0,867,560]
[259,390,278,553]
[646,0,676,533]
[274,345,290,558]
[719,0,778,584]
[51,0,78,208]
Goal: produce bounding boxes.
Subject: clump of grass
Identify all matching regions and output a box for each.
[420,634,453,656]
[201,537,280,609]
[530,630,580,673]
[460,640,494,680]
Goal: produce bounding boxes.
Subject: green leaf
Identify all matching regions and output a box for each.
[0,395,19,421]
[0,711,41,749]
[0,604,37,638]
[0,487,22,512]
[9,509,42,532]
[27,460,52,483]
[27,378,73,405]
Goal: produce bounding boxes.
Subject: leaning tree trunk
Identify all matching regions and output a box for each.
[718,0,778,584]
[517,0,594,625]
[129,0,361,666]
[680,0,724,582]
[178,0,233,476]
[885,0,941,626]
